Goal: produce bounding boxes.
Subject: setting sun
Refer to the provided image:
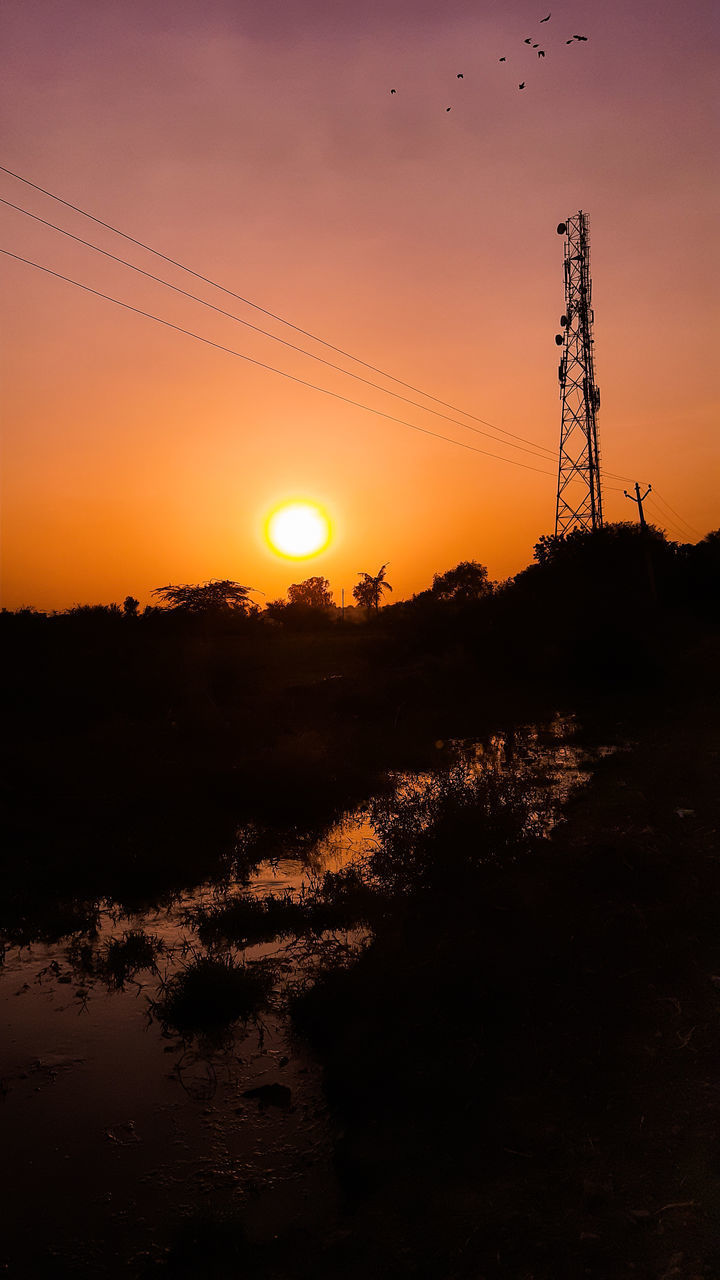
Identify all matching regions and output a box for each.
[265,500,332,560]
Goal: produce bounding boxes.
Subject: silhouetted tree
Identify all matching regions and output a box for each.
[430,561,492,602]
[532,533,565,567]
[123,595,140,618]
[287,577,334,609]
[152,580,254,614]
[263,598,287,622]
[353,564,392,611]
[533,523,668,569]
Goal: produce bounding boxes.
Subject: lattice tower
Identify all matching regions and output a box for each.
[554,212,603,535]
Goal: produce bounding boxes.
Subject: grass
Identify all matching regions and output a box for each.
[100,929,166,988]
[365,763,547,897]
[150,953,274,1037]
[66,928,166,990]
[190,869,376,948]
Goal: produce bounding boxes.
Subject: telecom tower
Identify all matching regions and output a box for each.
[554,212,603,536]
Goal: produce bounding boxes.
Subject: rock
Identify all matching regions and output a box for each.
[242,1082,292,1109]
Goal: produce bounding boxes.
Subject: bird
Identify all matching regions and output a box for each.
[446,106,452,111]
[566,38,573,43]
[524,38,532,44]
[574,34,588,40]
[499,56,506,61]
[538,49,545,57]
[390,88,396,93]
[457,72,463,78]
[540,12,551,20]
[519,82,525,89]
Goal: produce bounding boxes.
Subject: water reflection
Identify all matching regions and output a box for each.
[0,715,611,1273]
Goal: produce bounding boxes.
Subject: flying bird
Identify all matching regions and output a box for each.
[540,13,551,21]
[519,82,525,89]
[499,56,506,61]
[538,49,545,57]
[524,38,532,44]
[566,38,573,43]
[457,72,463,78]
[446,106,452,111]
[390,88,396,93]
[574,34,588,40]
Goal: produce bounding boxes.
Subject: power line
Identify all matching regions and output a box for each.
[0,162,565,460]
[0,164,649,489]
[644,495,693,542]
[1,247,563,479]
[0,161,641,486]
[650,488,702,539]
[0,195,556,466]
[644,496,687,540]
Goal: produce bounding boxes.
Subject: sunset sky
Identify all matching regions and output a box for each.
[2,0,718,611]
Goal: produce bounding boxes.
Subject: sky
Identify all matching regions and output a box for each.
[1,0,718,610]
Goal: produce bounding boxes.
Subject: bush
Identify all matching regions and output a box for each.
[151,953,274,1036]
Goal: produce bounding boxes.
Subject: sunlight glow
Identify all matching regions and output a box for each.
[265,500,332,559]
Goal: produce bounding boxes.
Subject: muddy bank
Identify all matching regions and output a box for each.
[290,674,720,1279]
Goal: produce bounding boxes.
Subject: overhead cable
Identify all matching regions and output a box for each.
[650,488,702,538]
[0,195,557,466]
[1,247,564,479]
[0,161,640,484]
[0,162,563,458]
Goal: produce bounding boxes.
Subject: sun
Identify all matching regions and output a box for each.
[265,500,332,560]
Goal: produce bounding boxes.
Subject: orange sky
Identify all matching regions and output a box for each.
[1,0,718,611]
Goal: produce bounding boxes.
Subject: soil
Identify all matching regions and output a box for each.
[285,673,720,1279]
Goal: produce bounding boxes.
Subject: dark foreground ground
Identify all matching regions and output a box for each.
[132,649,720,1280]
[283,681,720,1280]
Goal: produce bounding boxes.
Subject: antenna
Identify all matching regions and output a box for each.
[554,212,604,535]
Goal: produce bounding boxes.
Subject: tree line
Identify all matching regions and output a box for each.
[3,525,718,623]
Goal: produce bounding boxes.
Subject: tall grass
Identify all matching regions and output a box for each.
[365,764,546,898]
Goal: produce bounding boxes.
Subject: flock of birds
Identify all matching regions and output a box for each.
[388,13,590,103]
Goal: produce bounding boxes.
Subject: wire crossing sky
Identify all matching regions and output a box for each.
[0,189,565,467]
[3,246,566,477]
[0,162,565,461]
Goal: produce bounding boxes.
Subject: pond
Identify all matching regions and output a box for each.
[0,716,608,1275]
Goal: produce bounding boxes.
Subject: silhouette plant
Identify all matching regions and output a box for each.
[353,564,392,611]
[366,764,545,898]
[150,953,274,1037]
[430,560,492,602]
[286,576,334,609]
[152,580,254,613]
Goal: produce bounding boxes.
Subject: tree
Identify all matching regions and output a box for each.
[123,595,140,618]
[532,533,565,567]
[533,524,667,569]
[152,580,254,614]
[286,577,334,609]
[430,561,492,602]
[353,564,392,611]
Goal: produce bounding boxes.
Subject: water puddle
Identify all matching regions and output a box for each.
[0,714,610,1274]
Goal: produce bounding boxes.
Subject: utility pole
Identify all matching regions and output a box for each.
[624,481,652,528]
[554,212,604,536]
